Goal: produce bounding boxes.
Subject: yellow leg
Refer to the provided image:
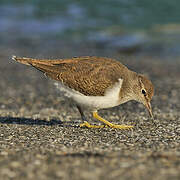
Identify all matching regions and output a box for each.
[92,111,133,129]
[80,121,105,128]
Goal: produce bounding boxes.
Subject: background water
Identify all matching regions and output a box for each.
[1,0,180,58]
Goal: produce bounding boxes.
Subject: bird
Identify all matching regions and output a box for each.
[12,56,154,129]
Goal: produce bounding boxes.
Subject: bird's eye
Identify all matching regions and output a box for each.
[141,89,146,96]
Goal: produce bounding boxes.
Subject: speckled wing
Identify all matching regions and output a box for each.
[13,56,129,96]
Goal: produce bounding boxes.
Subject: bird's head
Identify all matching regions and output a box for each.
[133,74,154,118]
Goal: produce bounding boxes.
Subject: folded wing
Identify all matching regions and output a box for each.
[13,56,128,96]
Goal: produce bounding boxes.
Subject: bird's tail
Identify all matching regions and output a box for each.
[12,56,54,66]
[12,56,62,80]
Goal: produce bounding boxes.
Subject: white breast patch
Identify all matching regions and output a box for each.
[54,78,123,111]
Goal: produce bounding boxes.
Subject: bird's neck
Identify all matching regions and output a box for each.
[119,71,138,104]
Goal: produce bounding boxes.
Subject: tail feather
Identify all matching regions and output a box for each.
[12,55,62,75]
[12,56,56,66]
[12,56,34,66]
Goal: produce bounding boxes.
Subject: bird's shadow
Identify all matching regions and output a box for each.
[0,116,80,127]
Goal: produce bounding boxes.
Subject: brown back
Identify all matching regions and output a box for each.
[14,56,130,96]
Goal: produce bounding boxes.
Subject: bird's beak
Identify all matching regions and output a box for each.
[145,100,154,119]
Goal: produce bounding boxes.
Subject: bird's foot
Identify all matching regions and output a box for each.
[80,121,133,129]
[92,112,133,129]
[106,123,133,129]
[80,121,105,128]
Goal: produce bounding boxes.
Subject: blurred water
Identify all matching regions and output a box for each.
[1,0,180,57]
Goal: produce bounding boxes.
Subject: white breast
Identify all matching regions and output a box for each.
[54,79,123,111]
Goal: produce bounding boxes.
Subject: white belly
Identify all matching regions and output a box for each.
[54,79,123,111]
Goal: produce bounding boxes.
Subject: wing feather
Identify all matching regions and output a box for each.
[13,56,129,96]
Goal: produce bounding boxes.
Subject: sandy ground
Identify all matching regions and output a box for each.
[0,53,180,180]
